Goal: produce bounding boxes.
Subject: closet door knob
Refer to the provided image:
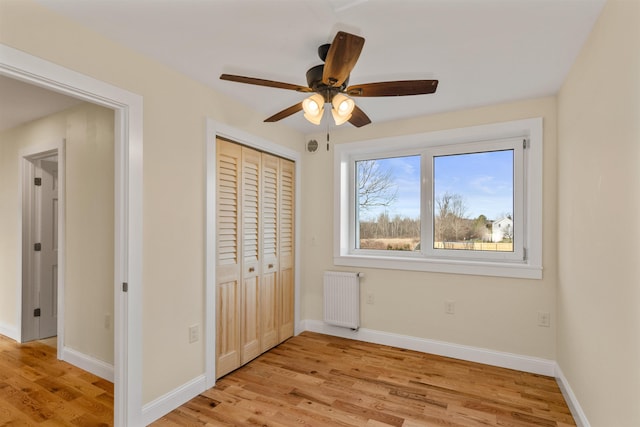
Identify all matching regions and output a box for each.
[248,267,255,273]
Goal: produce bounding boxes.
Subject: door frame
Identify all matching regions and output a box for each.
[204,119,302,388]
[0,44,143,426]
[21,147,63,347]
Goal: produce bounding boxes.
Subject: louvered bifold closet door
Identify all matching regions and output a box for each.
[279,158,295,340]
[260,153,279,351]
[215,139,242,378]
[216,139,296,378]
[240,147,262,364]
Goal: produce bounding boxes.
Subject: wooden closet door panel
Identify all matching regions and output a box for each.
[241,275,260,364]
[260,273,278,351]
[279,158,295,340]
[241,147,261,363]
[279,269,294,340]
[261,154,279,269]
[216,280,240,377]
[260,153,279,351]
[215,139,241,377]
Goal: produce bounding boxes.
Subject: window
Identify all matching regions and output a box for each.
[334,118,542,279]
[425,138,523,262]
[355,156,421,252]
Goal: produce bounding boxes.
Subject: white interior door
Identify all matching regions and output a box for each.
[37,156,59,339]
[22,152,59,342]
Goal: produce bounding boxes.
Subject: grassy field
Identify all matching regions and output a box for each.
[360,238,513,252]
[359,238,420,251]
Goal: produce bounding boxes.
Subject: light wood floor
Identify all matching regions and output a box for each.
[0,334,113,426]
[153,331,576,427]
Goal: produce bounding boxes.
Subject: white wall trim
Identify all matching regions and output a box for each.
[56,142,66,361]
[555,363,590,427]
[0,322,19,341]
[16,141,64,348]
[302,319,556,376]
[0,43,144,426]
[204,120,217,389]
[141,375,207,426]
[19,145,65,360]
[61,346,115,382]
[204,119,303,390]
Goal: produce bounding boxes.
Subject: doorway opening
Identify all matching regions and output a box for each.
[1,43,143,425]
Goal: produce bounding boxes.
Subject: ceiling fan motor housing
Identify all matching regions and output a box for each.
[318,43,330,61]
[306,64,348,102]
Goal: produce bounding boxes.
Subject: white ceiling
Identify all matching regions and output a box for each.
[7,0,605,134]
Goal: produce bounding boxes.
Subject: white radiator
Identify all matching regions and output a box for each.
[323,271,361,330]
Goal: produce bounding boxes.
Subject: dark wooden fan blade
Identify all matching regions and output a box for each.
[346,80,439,97]
[322,31,365,87]
[264,102,303,122]
[348,105,371,128]
[220,74,312,92]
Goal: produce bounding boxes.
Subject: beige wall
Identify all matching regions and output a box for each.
[302,96,558,359]
[64,104,115,363]
[557,0,640,425]
[0,0,302,404]
[0,102,115,364]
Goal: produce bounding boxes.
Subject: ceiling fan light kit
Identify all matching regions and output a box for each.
[220,31,438,128]
[331,93,355,125]
[302,93,325,125]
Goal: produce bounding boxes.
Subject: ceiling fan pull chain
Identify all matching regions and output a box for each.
[326,129,330,151]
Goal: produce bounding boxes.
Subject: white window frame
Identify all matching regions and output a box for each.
[334,118,543,279]
[424,137,524,262]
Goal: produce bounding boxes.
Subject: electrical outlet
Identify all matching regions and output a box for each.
[445,300,455,315]
[537,311,551,327]
[104,314,111,329]
[366,293,375,305]
[189,324,199,343]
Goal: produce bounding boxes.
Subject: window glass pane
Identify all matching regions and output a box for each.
[433,150,513,252]
[356,156,420,251]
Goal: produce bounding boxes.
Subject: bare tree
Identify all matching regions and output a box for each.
[435,192,469,242]
[357,160,398,212]
[449,194,468,241]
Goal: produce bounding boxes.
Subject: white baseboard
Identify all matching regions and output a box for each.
[555,364,590,427]
[0,322,19,342]
[61,346,114,382]
[301,319,557,376]
[141,374,207,426]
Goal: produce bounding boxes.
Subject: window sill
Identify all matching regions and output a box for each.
[333,253,542,279]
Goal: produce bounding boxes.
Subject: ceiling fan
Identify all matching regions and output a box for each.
[220,31,438,128]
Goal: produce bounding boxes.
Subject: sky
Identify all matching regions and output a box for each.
[358,150,513,221]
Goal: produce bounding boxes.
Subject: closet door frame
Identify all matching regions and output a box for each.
[205,119,301,388]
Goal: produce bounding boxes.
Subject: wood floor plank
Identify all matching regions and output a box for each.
[153,332,576,427]
[0,334,113,426]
